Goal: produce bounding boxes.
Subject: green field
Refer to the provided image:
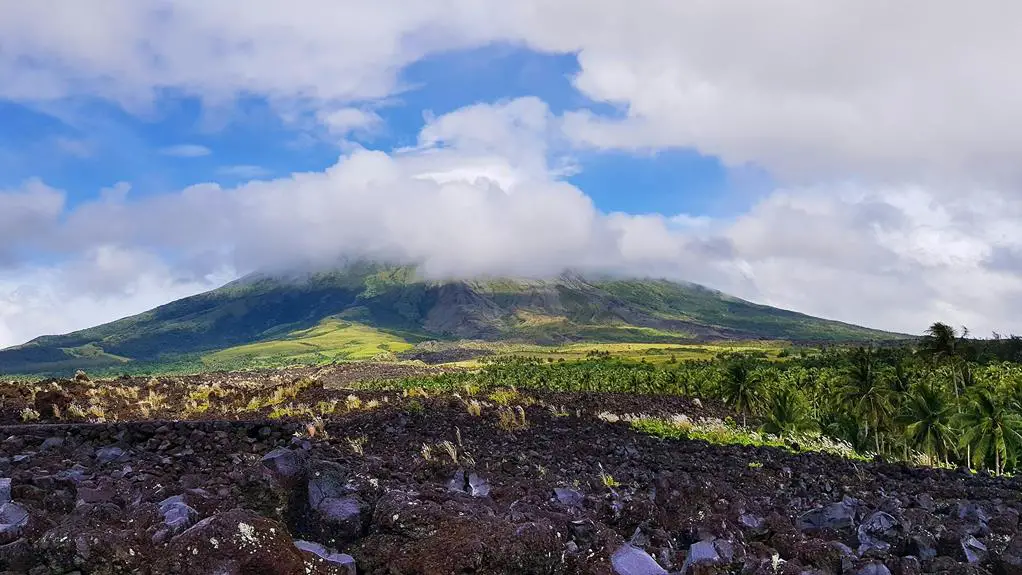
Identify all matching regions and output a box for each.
[203,320,416,368]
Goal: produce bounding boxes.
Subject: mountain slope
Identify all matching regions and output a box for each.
[0,263,905,374]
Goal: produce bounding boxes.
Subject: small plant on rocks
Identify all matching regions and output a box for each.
[20,407,40,422]
[465,400,483,417]
[346,436,367,456]
[497,405,528,431]
[345,394,362,411]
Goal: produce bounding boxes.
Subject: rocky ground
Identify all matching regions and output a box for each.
[0,371,1020,574]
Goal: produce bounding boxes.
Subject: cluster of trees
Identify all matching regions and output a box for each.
[458,323,1022,475]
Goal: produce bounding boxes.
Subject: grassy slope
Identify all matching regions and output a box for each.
[0,263,906,375]
[204,319,417,368]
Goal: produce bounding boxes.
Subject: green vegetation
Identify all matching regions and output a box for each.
[0,262,903,375]
[204,319,416,368]
[348,322,1022,475]
[629,416,864,460]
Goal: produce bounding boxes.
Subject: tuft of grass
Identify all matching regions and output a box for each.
[465,399,483,417]
[20,407,40,422]
[488,388,520,406]
[497,405,528,431]
[345,394,362,411]
[347,436,367,456]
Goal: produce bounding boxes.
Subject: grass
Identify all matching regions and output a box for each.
[629,416,868,460]
[204,319,414,368]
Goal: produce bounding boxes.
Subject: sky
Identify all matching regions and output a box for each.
[2,1,1022,347]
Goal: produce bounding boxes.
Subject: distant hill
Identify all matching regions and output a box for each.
[0,262,906,374]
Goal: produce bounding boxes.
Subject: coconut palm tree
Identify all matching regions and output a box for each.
[840,347,893,455]
[957,386,1022,475]
[721,359,768,426]
[920,322,960,363]
[898,380,956,465]
[763,386,814,437]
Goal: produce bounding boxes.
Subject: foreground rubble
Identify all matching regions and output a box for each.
[0,391,1019,574]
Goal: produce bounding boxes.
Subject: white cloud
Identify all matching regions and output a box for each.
[317,108,383,137]
[159,144,212,158]
[0,246,231,348]
[4,3,1022,342]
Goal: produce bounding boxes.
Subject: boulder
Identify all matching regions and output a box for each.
[261,448,307,489]
[799,501,856,532]
[612,543,669,575]
[166,509,306,575]
[159,494,199,534]
[0,503,28,543]
[555,487,585,508]
[95,447,125,464]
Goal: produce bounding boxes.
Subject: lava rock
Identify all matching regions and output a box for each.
[612,543,669,575]
[95,447,125,464]
[799,500,857,532]
[555,487,585,508]
[166,508,306,574]
[0,502,29,543]
[961,534,987,564]
[857,561,891,575]
[467,473,490,497]
[0,479,10,504]
[261,448,307,489]
[315,496,364,544]
[907,534,937,561]
[1000,535,1022,575]
[159,494,199,534]
[295,540,357,575]
[39,437,64,451]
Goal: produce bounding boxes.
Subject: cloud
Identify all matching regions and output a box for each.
[3,3,1022,343]
[217,165,273,179]
[4,98,1022,344]
[317,108,383,137]
[0,179,65,265]
[159,144,212,158]
[0,246,231,348]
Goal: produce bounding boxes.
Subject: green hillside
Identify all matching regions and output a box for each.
[0,263,906,374]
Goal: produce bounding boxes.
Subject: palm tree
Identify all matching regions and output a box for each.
[957,387,1022,475]
[721,359,768,426]
[763,386,814,437]
[840,347,893,455]
[898,381,956,465]
[920,322,960,363]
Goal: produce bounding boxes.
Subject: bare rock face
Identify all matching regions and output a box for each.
[165,508,307,575]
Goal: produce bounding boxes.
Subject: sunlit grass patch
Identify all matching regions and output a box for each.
[629,415,867,460]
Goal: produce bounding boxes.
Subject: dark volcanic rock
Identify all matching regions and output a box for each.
[0,502,28,543]
[165,508,306,575]
[799,500,857,532]
[612,543,668,575]
[555,486,585,508]
[94,446,125,464]
[262,447,308,489]
[295,540,357,574]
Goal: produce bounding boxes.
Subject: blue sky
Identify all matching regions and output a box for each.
[1,2,1020,345]
[0,44,744,217]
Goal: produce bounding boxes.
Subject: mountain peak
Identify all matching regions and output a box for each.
[0,265,905,375]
